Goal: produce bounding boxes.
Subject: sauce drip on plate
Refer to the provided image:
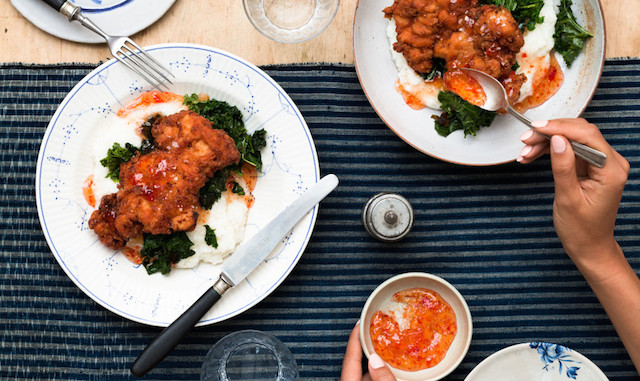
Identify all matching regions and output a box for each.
[82,174,96,208]
[514,54,564,112]
[370,287,457,371]
[117,91,184,117]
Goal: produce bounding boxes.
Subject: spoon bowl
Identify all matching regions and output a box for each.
[460,68,606,168]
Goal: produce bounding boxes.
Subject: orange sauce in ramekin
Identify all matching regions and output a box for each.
[370,288,457,371]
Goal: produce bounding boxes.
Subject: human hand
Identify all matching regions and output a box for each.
[518,119,630,277]
[341,322,397,381]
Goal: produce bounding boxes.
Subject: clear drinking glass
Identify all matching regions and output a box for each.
[200,330,299,381]
[243,0,340,43]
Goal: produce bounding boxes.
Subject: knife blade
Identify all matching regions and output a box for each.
[130,174,339,377]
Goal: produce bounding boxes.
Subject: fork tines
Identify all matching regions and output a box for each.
[115,39,175,91]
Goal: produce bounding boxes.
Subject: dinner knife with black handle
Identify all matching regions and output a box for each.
[130,174,339,377]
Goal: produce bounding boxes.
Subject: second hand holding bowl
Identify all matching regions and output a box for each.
[460,68,607,168]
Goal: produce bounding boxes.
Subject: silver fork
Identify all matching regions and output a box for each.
[42,0,174,90]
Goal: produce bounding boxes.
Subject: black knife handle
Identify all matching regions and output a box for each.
[130,285,224,377]
[41,0,67,12]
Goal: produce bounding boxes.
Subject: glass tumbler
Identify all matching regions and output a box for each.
[200,330,299,381]
[243,0,340,43]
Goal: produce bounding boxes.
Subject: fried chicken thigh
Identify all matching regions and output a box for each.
[89,110,240,250]
[384,0,526,102]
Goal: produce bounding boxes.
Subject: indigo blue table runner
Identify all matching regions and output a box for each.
[1,60,639,380]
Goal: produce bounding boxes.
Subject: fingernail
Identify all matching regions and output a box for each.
[551,135,566,153]
[520,129,533,141]
[519,145,532,157]
[369,353,386,369]
[516,156,524,163]
[531,120,548,128]
[355,319,360,327]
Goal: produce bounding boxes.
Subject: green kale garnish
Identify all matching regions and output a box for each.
[183,94,267,171]
[139,115,159,154]
[553,0,592,67]
[204,225,218,248]
[183,94,245,136]
[420,58,447,81]
[100,115,159,181]
[199,167,232,210]
[240,128,267,169]
[184,94,266,208]
[100,142,138,182]
[482,0,545,31]
[231,182,245,196]
[433,91,497,137]
[140,232,195,275]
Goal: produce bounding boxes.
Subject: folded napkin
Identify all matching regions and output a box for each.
[1,60,639,380]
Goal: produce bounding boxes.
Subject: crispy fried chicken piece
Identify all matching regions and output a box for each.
[384,0,525,95]
[88,110,240,250]
[88,193,129,250]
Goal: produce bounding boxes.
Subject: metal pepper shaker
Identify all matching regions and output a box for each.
[362,193,414,242]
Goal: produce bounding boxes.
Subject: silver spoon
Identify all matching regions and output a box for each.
[460,68,607,168]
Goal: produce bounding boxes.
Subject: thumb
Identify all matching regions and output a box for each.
[549,135,581,201]
[368,353,397,381]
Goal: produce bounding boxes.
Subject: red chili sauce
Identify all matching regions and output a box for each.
[514,54,564,112]
[369,288,457,371]
[122,246,143,265]
[82,174,96,208]
[116,90,183,117]
[443,70,487,107]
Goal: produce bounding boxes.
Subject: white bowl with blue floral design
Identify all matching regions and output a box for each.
[466,342,609,381]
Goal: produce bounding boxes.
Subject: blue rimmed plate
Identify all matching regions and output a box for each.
[465,342,609,381]
[11,0,175,43]
[35,43,320,327]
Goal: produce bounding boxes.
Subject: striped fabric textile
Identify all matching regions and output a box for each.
[1,60,639,380]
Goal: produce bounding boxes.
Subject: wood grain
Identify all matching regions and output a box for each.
[0,0,637,65]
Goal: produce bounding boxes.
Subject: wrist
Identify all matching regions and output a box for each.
[566,240,628,284]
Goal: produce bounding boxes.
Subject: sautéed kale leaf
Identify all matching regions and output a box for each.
[433,91,497,137]
[183,94,267,170]
[100,142,138,182]
[204,225,218,248]
[141,232,195,275]
[553,0,592,67]
[184,94,266,208]
[482,0,545,31]
[99,115,158,182]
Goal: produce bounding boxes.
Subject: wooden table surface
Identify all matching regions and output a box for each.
[1,0,638,65]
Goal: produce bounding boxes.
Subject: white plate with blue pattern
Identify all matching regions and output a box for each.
[466,342,609,381]
[35,43,320,327]
[11,0,175,44]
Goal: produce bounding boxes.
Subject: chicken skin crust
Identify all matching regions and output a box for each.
[89,110,241,250]
[384,0,526,102]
